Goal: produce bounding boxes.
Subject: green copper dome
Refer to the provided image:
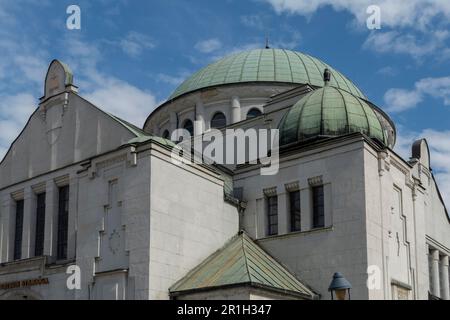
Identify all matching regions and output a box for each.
[279,86,387,146]
[169,49,366,100]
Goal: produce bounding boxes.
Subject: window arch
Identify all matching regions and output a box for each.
[210,112,226,129]
[183,119,194,136]
[162,130,170,139]
[246,108,262,120]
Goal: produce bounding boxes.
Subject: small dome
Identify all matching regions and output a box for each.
[169,49,366,100]
[279,86,389,146]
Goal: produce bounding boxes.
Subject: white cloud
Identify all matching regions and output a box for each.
[384,76,450,112]
[271,29,301,50]
[195,38,222,53]
[118,31,156,58]
[59,37,159,127]
[395,128,450,209]
[0,3,160,161]
[156,72,190,87]
[84,76,158,127]
[241,15,265,29]
[0,93,36,159]
[377,66,398,77]
[264,0,450,60]
[363,30,449,60]
[13,55,49,85]
[0,35,159,160]
[415,77,450,105]
[0,37,48,88]
[263,0,450,30]
[384,88,423,113]
[203,29,301,63]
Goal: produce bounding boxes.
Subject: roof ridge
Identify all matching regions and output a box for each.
[106,112,147,137]
[335,86,350,134]
[292,50,312,84]
[170,231,316,298]
[242,233,313,293]
[352,90,372,137]
[240,232,253,284]
[281,49,294,83]
[168,233,242,292]
[72,94,149,139]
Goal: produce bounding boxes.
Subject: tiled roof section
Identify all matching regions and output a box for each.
[169,231,316,298]
[169,49,366,100]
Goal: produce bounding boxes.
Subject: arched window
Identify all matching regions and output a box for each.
[183,119,194,136]
[246,108,262,120]
[210,112,226,129]
[162,130,170,139]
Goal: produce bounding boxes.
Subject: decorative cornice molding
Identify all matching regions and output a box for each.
[308,176,323,187]
[10,189,24,201]
[285,181,300,192]
[390,158,409,176]
[263,187,277,197]
[31,182,46,194]
[54,174,70,187]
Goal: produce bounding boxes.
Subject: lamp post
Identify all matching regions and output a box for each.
[328,272,352,300]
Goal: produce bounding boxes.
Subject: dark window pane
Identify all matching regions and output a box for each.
[267,195,278,236]
[290,191,301,232]
[211,112,226,129]
[312,186,324,228]
[183,120,194,136]
[35,193,46,257]
[57,186,69,260]
[14,200,24,260]
[246,108,262,120]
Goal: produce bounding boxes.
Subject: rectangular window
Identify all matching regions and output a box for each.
[289,191,301,232]
[57,186,69,260]
[312,186,325,228]
[34,193,46,257]
[267,196,278,236]
[14,200,24,260]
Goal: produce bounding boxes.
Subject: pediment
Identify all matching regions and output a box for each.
[0,93,140,188]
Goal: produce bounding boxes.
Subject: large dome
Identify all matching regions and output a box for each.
[279,86,388,147]
[169,48,366,100]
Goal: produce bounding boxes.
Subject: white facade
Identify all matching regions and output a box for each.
[0,61,239,300]
[1,58,449,300]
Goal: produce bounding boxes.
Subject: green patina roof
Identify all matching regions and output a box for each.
[169,231,316,298]
[169,48,366,100]
[279,86,387,146]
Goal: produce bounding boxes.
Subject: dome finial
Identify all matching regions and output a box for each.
[265,35,270,49]
[323,68,331,86]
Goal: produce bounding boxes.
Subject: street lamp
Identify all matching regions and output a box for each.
[328,272,352,300]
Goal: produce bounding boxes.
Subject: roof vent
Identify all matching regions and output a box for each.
[323,68,331,86]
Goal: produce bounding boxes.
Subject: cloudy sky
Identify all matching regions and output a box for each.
[0,0,450,205]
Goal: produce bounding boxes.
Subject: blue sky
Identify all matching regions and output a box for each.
[1,0,450,204]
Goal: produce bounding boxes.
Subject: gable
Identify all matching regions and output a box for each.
[0,92,142,188]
